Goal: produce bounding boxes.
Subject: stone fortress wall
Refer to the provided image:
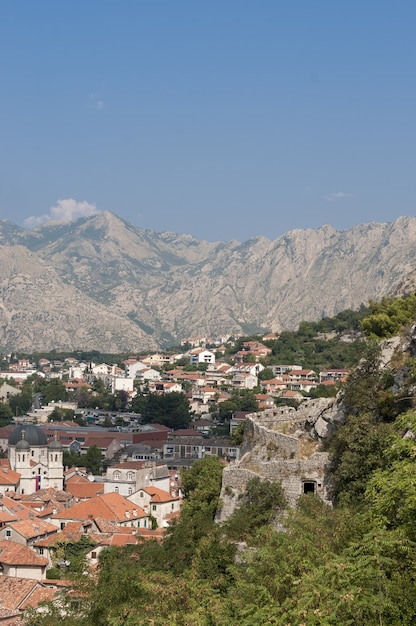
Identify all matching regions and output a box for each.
[216,398,345,523]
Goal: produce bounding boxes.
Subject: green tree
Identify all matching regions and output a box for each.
[82,445,103,475]
[327,414,393,504]
[257,367,274,381]
[43,379,68,404]
[163,456,224,573]
[0,402,13,422]
[225,476,286,542]
[63,450,82,469]
[48,407,75,422]
[136,392,192,429]
[9,391,32,415]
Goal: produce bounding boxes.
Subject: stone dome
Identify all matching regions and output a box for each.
[16,438,30,451]
[48,438,62,450]
[9,425,48,447]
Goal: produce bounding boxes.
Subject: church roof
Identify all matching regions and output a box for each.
[9,425,48,447]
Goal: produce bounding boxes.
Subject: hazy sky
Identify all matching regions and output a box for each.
[1,1,415,242]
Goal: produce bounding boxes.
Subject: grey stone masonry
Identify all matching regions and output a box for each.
[216,398,342,523]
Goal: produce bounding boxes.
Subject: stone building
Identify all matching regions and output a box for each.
[8,425,64,494]
[216,398,344,523]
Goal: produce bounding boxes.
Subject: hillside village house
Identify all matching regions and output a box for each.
[0,518,58,548]
[104,462,171,496]
[287,369,317,381]
[127,486,181,528]
[0,382,21,401]
[0,540,48,580]
[189,349,216,366]
[232,362,264,377]
[319,369,349,383]
[231,372,258,389]
[134,367,161,383]
[260,378,288,396]
[51,492,149,531]
[270,364,302,376]
[141,353,180,368]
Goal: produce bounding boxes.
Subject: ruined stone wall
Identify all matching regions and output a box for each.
[216,398,339,523]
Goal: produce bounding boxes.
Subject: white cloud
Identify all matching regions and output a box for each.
[325,191,355,201]
[24,199,100,228]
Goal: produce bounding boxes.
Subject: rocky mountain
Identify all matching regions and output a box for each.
[1,212,416,352]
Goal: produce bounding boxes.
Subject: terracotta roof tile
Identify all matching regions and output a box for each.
[7,518,58,540]
[141,487,179,503]
[20,585,61,609]
[0,576,39,609]
[2,496,38,521]
[0,540,48,566]
[52,492,147,523]
[65,482,104,499]
[0,467,20,485]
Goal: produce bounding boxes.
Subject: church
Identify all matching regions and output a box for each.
[8,424,64,494]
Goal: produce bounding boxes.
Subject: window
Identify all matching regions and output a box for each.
[128,487,132,495]
[152,504,156,511]
[114,486,119,493]
[127,472,133,481]
[114,471,120,480]
[39,547,44,555]
[303,481,316,495]
[143,519,147,528]
[60,522,65,530]
[91,551,97,559]
[140,491,144,497]
[5,529,11,538]
[171,503,174,509]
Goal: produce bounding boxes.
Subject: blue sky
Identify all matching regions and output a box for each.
[1,1,415,242]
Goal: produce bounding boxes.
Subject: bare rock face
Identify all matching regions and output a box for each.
[0,246,157,352]
[1,212,416,351]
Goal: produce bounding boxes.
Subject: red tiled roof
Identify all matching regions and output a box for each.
[7,518,58,540]
[52,492,146,523]
[0,467,20,485]
[141,487,178,503]
[109,533,138,547]
[0,540,48,566]
[2,496,38,521]
[0,576,39,610]
[65,482,104,499]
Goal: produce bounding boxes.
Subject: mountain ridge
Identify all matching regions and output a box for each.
[1,212,416,352]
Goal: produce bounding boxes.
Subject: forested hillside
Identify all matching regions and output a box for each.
[26,297,416,625]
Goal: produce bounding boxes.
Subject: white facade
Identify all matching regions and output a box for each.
[8,426,64,494]
[189,350,216,366]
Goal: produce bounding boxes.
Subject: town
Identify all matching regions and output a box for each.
[0,331,350,622]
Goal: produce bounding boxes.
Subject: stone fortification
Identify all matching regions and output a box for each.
[217,398,343,523]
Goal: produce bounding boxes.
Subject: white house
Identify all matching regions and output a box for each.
[125,361,148,378]
[231,373,258,389]
[189,349,216,366]
[104,462,171,496]
[0,540,48,580]
[127,486,181,528]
